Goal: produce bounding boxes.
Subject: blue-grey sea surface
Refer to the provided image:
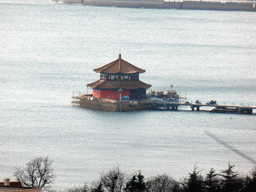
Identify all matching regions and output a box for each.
[1,0,256,190]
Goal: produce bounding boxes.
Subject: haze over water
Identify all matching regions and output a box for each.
[1,0,256,190]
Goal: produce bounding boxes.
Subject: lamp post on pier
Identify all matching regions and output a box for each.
[119,88,123,101]
[170,84,173,90]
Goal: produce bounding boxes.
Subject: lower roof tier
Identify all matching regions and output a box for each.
[87,79,151,90]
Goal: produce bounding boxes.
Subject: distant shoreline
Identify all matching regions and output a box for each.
[53,0,256,12]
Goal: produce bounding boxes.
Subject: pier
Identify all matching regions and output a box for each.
[72,94,256,114]
[152,101,256,114]
[53,0,256,12]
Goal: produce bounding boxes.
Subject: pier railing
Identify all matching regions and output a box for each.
[164,0,256,3]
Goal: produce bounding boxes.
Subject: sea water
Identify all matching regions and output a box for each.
[0,0,256,190]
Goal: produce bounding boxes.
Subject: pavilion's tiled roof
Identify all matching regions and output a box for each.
[94,54,145,74]
[87,80,151,90]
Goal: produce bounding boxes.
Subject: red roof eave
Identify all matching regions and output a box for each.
[87,80,151,90]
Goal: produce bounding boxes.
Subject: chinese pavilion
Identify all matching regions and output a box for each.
[87,54,151,101]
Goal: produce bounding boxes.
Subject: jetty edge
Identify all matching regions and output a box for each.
[72,54,255,114]
[72,89,183,112]
[53,0,256,12]
[72,94,256,114]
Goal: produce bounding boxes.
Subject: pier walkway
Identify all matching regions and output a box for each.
[154,101,256,114]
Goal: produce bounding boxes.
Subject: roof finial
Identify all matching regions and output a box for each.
[119,54,121,71]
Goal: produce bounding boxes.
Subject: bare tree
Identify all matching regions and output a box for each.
[125,171,145,192]
[100,167,126,192]
[91,181,104,192]
[145,174,179,192]
[14,157,55,188]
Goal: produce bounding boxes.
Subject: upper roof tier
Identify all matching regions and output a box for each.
[94,54,146,74]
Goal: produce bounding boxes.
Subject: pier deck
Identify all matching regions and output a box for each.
[157,102,256,114]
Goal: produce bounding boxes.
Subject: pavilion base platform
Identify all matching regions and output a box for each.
[72,95,153,112]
